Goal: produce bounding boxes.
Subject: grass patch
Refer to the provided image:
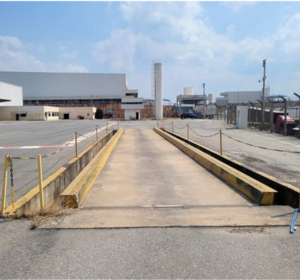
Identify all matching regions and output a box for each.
[16,201,74,229]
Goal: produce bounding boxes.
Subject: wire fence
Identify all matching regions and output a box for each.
[189,127,219,138]
[1,122,119,213]
[158,120,300,154]
[222,133,300,154]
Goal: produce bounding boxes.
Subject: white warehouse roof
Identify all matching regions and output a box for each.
[0,71,133,99]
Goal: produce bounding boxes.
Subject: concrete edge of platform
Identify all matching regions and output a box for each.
[161,128,300,208]
[2,130,117,217]
[154,127,277,205]
[61,128,124,208]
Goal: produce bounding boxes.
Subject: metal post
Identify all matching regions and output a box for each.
[219,130,223,155]
[267,98,273,133]
[75,132,78,157]
[1,155,8,216]
[118,122,120,130]
[187,124,189,140]
[96,127,98,141]
[157,120,159,128]
[261,59,267,130]
[37,155,44,211]
[284,98,287,136]
[106,122,108,134]
[294,92,300,126]
[172,122,174,132]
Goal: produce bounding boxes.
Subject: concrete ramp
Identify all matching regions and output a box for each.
[42,129,296,229]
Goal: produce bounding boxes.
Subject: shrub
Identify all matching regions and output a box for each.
[95,108,104,119]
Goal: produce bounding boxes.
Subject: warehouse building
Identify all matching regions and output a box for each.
[0,71,143,120]
[0,81,23,106]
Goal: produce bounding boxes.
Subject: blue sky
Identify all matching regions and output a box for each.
[1,1,300,102]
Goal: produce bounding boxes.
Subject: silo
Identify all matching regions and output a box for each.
[155,63,163,120]
[208,94,213,103]
[184,87,194,95]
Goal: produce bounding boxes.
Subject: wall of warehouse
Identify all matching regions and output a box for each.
[0,81,23,106]
[125,109,141,120]
[0,106,59,121]
[59,107,96,120]
[0,72,127,98]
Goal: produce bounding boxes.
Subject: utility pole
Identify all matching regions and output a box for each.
[203,83,206,119]
[261,59,267,130]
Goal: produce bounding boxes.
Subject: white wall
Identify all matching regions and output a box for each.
[124,109,141,120]
[0,72,127,98]
[0,81,23,106]
[236,106,248,129]
[59,107,96,120]
[0,106,59,121]
[220,88,270,105]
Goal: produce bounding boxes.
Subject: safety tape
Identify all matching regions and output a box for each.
[222,133,300,154]
[189,127,219,138]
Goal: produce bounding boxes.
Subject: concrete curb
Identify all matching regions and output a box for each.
[61,128,124,208]
[3,130,116,216]
[154,127,277,205]
[162,128,300,208]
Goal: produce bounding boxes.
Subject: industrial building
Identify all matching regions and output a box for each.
[176,87,215,118]
[0,106,59,121]
[0,81,23,106]
[0,71,144,120]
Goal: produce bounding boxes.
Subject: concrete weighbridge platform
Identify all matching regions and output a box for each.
[43,129,296,229]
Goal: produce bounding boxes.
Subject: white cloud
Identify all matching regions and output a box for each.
[92,28,136,71]
[0,36,88,73]
[220,2,257,13]
[61,51,78,60]
[226,24,236,35]
[0,36,23,48]
[91,3,300,99]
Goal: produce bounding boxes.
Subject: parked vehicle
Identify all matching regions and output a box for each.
[181,112,197,119]
[275,115,296,135]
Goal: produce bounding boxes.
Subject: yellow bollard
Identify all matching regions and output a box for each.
[75,132,78,158]
[1,155,8,216]
[37,155,44,211]
[96,127,98,141]
[187,124,189,140]
[220,130,223,155]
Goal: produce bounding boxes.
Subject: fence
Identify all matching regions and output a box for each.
[1,121,119,216]
[157,120,300,156]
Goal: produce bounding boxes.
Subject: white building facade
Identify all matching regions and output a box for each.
[0,81,23,106]
[0,71,143,120]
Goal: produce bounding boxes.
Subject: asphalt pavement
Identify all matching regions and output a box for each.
[0,120,116,202]
[0,119,300,279]
[0,219,299,279]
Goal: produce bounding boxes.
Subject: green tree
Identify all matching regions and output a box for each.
[95,108,104,119]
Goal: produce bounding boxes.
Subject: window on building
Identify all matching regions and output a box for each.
[20,113,27,117]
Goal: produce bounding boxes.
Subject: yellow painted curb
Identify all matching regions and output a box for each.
[3,131,115,216]
[61,128,124,208]
[154,127,277,205]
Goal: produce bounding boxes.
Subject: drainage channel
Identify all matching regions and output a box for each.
[162,128,299,208]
